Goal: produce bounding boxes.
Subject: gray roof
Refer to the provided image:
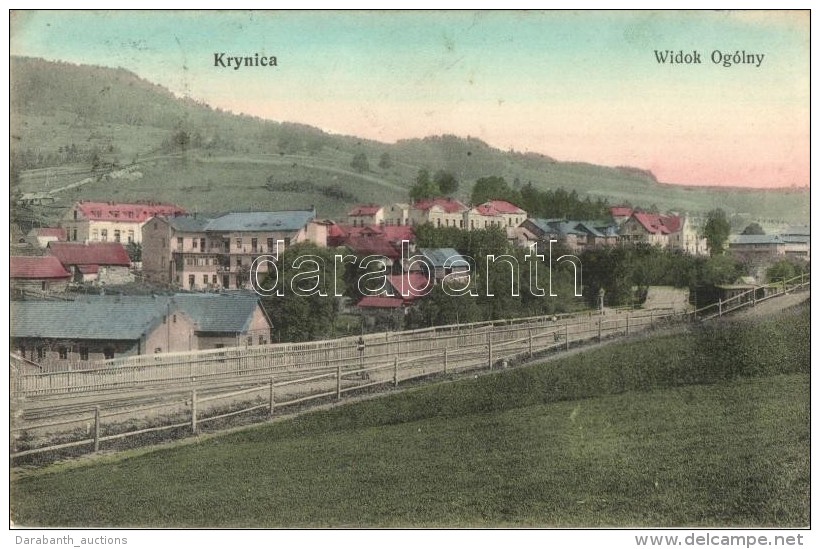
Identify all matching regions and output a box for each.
[204,211,314,232]
[172,293,263,333]
[167,216,212,232]
[419,248,470,268]
[11,293,266,340]
[783,225,810,236]
[730,234,785,245]
[11,296,170,340]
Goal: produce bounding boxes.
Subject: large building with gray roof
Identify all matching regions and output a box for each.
[141,209,327,290]
[11,293,272,369]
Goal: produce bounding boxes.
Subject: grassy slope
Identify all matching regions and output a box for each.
[11,56,810,225]
[10,303,810,527]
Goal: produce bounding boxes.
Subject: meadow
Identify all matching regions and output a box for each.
[10,303,809,527]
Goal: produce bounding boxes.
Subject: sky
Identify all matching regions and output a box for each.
[9,9,810,188]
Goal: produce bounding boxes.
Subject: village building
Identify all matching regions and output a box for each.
[60,200,186,244]
[618,212,707,254]
[409,197,469,228]
[347,204,384,227]
[47,241,132,284]
[779,225,810,260]
[519,218,619,252]
[463,200,527,235]
[10,293,272,369]
[25,227,66,248]
[384,203,411,226]
[10,255,72,293]
[142,209,326,290]
[727,234,787,261]
[609,206,634,226]
[357,271,431,310]
[409,248,471,285]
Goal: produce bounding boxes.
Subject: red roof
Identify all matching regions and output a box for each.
[610,206,634,218]
[48,242,131,267]
[357,296,405,309]
[74,201,186,223]
[10,256,71,279]
[348,204,383,217]
[345,237,401,259]
[388,273,431,299]
[631,213,682,235]
[475,200,526,216]
[379,225,415,243]
[413,197,467,214]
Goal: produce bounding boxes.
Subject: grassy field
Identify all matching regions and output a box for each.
[10,303,810,527]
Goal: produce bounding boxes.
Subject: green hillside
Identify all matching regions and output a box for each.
[10,303,810,527]
[11,56,809,225]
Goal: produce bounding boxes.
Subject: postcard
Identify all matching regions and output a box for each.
[7,9,811,542]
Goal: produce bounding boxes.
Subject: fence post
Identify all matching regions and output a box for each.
[268,378,275,418]
[528,326,533,358]
[191,389,198,434]
[650,310,654,325]
[93,406,101,453]
[626,314,630,335]
[565,323,569,351]
[598,317,602,342]
[393,355,399,387]
[443,347,448,374]
[488,333,493,370]
[718,299,722,317]
[336,362,342,400]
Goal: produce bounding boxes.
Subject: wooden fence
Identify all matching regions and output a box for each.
[10,276,809,460]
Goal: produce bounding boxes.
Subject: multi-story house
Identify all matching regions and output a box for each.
[409,197,469,228]
[60,201,186,244]
[347,204,384,227]
[142,209,326,290]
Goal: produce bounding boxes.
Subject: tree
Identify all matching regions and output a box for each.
[703,208,731,256]
[378,152,393,170]
[470,176,520,206]
[351,152,370,173]
[741,222,765,235]
[125,242,142,263]
[409,168,439,202]
[434,170,458,195]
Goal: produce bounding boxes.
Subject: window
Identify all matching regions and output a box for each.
[79,347,89,360]
[91,229,99,240]
[177,237,183,249]
[37,347,46,360]
[58,347,68,360]
[104,348,115,359]
[200,238,206,250]
[236,257,242,267]
[173,314,177,323]
[114,230,121,242]
[267,238,274,253]
[212,274,217,285]
[127,230,135,243]
[188,274,195,288]
[203,274,208,285]
[236,238,242,249]
[251,238,258,252]
[247,337,253,346]
[73,229,78,241]
[259,336,265,345]
[193,238,198,249]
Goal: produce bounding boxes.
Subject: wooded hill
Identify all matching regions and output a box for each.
[10,56,809,226]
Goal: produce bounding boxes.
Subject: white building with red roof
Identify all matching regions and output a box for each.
[347,204,384,227]
[408,197,469,228]
[61,200,186,244]
[464,200,527,235]
[620,212,707,255]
